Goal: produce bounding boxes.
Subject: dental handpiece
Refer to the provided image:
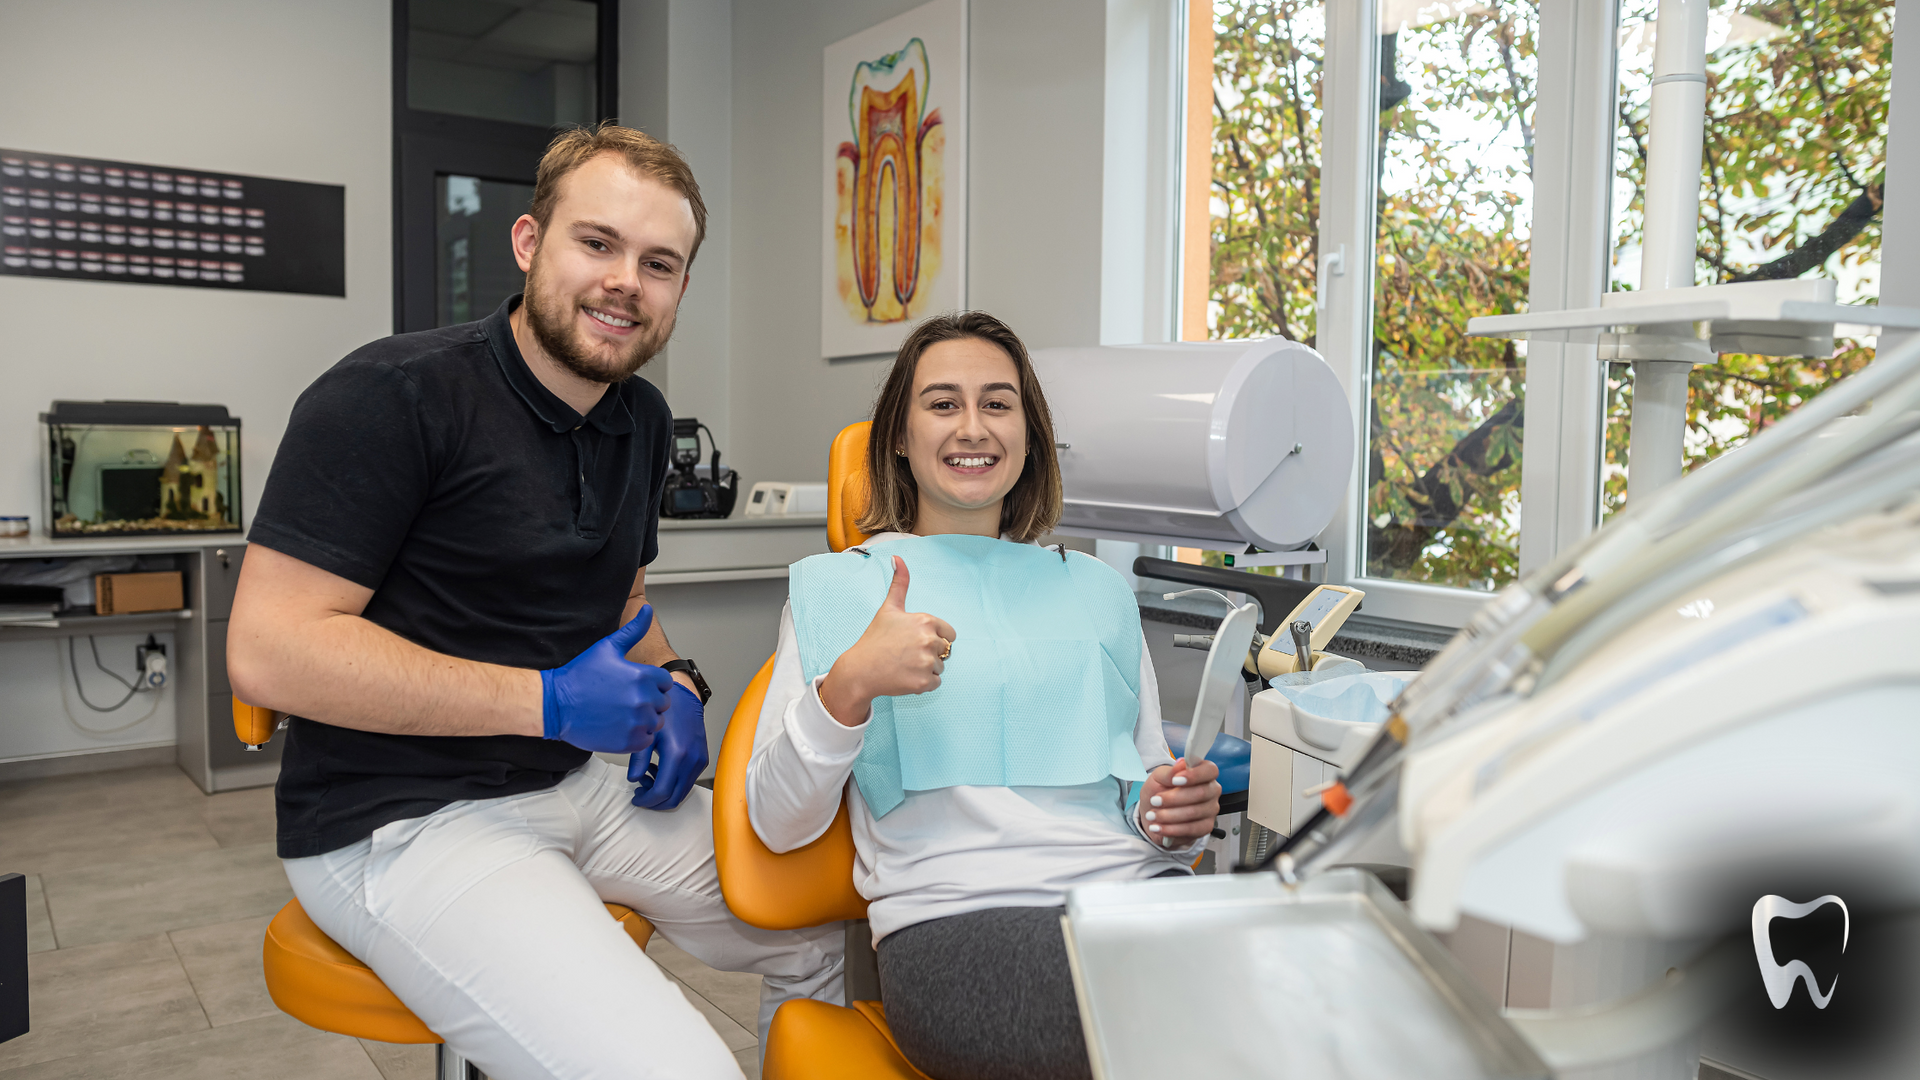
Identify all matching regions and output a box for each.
[1290,619,1313,673]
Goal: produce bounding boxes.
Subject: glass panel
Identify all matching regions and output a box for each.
[1205,0,1328,577]
[1363,0,1535,590]
[1208,0,1325,344]
[408,0,600,128]
[1604,0,1893,516]
[436,174,533,326]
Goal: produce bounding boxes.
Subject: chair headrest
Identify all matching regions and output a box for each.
[827,421,872,553]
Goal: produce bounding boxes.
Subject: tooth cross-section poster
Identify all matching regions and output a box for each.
[821,0,967,359]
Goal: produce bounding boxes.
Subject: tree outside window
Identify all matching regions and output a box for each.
[1208,0,1896,587]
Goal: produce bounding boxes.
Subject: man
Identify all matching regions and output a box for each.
[228,125,840,1079]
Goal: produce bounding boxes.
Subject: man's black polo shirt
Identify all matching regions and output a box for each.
[252,295,672,858]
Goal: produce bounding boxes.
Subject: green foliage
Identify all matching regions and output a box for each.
[1365,6,1535,589]
[1210,0,1325,345]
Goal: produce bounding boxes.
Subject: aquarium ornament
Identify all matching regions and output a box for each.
[41,400,243,540]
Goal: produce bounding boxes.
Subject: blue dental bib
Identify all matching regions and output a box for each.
[789,533,1147,817]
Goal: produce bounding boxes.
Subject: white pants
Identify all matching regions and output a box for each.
[283,757,844,1080]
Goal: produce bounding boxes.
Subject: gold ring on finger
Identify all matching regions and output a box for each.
[939,638,953,660]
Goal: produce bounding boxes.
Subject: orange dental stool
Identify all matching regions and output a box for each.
[713,421,933,1080]
[231,703,655,1080]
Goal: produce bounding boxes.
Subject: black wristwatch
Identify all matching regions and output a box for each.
[661,658,712,705]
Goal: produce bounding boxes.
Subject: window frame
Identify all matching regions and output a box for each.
[1191,0,1624,627]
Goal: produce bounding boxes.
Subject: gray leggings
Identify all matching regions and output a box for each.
[875,905,1093,1080]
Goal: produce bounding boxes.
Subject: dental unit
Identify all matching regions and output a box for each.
[1048,1,1920,1074]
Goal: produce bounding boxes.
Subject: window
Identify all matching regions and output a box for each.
[436,175,536,326]
[1203,0,1535,593]
[1206,0,1325,346]
[1195,0,1914,626]
[1190,0,1325,579]
[1364,0,1535,590]
[1187,0,1907,624]
[1603,0,1895,514]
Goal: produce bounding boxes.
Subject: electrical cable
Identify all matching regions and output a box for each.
[700,422,734,499]
[68,635,139,713]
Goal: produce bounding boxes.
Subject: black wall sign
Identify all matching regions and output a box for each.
[1,149,344,296]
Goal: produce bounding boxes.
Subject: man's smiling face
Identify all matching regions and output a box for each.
[513,151,697,385]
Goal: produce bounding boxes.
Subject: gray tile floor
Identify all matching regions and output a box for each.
[0,765,763,1079]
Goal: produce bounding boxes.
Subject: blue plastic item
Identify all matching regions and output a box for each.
[789,533,1148,817]
[1161,722,1251,794]
[630,682,707,811]
[540,605,671,754]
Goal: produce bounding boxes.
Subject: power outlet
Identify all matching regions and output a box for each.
[135,636,168,691]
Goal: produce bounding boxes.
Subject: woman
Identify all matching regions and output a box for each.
[745,311,1221,1080]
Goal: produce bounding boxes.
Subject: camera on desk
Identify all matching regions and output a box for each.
[660,417,739,520]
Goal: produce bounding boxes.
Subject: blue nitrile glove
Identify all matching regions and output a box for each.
[540,605,673,754]
[629,681,708,811]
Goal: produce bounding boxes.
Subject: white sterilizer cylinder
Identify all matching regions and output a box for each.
[1031,339,1354,551]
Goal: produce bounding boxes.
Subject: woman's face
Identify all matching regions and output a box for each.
[899,337,1028,530]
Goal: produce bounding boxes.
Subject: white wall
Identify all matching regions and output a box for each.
[0,0,393,530]
[1102,0,1185,346]
[0,629,178,764]
[723,0,1110,489]
[621,0,737,451]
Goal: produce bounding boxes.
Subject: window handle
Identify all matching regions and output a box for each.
[1316,244,1347,314]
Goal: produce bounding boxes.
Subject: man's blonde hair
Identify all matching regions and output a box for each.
[531,123,708,264]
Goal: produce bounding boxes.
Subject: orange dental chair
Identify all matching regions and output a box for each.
[712,421,933,1079]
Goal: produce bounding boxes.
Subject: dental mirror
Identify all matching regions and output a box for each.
[1166,590,1260,769]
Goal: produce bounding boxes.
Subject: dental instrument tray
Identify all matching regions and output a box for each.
[40,400,242,538]
[1062,868,1548,1080]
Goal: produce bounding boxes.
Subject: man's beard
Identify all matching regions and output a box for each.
[523,258,673,385]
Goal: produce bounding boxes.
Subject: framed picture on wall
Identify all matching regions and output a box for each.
[821,0,968,359]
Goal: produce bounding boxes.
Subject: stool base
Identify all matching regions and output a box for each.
[437,1044,481,1080]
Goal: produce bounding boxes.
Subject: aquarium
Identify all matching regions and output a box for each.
[41,400,242,538]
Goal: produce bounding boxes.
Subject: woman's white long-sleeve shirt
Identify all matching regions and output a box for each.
[744,539,1201,941]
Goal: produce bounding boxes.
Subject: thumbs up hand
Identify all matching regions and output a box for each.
[540,604,674,753]
[818,557,957,727]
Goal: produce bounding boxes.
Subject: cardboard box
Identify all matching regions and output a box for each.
[94,571,184,615]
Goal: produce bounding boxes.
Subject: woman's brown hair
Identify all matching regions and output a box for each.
[858,311,1064,543]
